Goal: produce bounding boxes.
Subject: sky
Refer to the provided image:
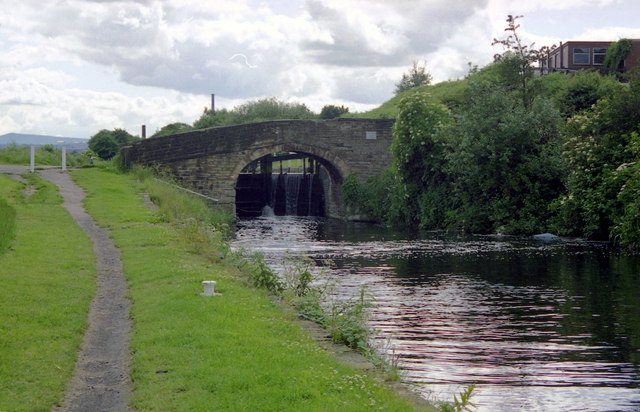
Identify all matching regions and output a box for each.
[1,0,640,139]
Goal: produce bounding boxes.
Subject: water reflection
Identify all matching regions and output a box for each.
[233,217,640,411]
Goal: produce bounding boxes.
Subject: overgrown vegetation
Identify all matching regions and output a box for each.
[231,249,375,356]
[193,97,317,129]
[603,38,633,74]
[240,253,375,354]
[320,104,350,119]
[344,16,640,248]
[151,122,195,137]
[88,128,139,160]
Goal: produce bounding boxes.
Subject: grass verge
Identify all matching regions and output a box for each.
[71,167,426,411]
[0,180,16,255]
[0,173,96,411]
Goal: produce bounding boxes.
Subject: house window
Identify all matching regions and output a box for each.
[573,47,590,65]
[593,47,607,65]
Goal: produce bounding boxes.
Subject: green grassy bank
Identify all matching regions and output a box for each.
[0,143,92,168]
[71,168,425,411]
[0,173,96,411]
[0,195,16,256]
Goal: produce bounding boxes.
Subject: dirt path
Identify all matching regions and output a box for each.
[32,168,132,412]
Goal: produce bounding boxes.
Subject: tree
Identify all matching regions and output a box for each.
[444,80,563,233]
[88,130,119,160]
[556,70,621,116]
[88,128,139,160]
[492,14,554,108]
[193,108,236,129]
[320,104,349,119]
[554,71,640,241]
[602,39,633,75]
[152,122,194,138]
[111,128,137,144]
[391,92,452,227]
[394,61,432,95]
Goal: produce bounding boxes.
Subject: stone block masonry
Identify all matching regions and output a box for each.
[120,118,395,217]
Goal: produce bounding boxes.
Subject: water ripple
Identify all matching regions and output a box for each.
[233,217,640,411]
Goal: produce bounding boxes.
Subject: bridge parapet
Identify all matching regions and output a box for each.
[120,118,395,217]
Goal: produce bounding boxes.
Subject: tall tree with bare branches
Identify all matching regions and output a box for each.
[492,15,554,108]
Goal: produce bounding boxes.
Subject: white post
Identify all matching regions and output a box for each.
[30,146,35,173]
[61,147,67,171]
[201,281,219,296]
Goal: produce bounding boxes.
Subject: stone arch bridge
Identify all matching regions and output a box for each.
[120,118,395,217]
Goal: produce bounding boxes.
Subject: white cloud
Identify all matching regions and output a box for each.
[579,26,640,40]
[1,0,639,137]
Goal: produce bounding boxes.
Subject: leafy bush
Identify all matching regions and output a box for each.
[151,122,194,137]
[88,132,118,160]
[245,252,285,295]
[341,174,364,214]
[553,72,640,242]
[320,104,349,119]
[89,128,139,160]
[324,286,373,352]
[192,108,238,129]
[444,82,563,234]
[391,91,453,228]
[612,151,640,246]
[603,39,633,74]
[555,70,621,116]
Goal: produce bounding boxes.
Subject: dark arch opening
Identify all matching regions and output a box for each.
[235,152,328,217]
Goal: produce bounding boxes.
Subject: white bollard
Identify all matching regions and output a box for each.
[201,281,219,296]
[62,147,67,171]
[30,146,35,173]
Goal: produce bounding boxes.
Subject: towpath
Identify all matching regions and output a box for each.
[1,166,132,411]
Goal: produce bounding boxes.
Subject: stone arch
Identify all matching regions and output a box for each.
[229,143,350,184]
[230,142,350,217]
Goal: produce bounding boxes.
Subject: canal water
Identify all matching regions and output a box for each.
[232,216,640,411]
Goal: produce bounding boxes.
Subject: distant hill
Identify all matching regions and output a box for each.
[0,133,88,152]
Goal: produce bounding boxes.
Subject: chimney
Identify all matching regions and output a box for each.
[142,124,146,139]
[211,93,215,113]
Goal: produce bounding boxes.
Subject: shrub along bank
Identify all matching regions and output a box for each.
[344,60,640,248]
[71,168,429,411]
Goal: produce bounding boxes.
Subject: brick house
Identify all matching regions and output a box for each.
[543,39,640,73]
